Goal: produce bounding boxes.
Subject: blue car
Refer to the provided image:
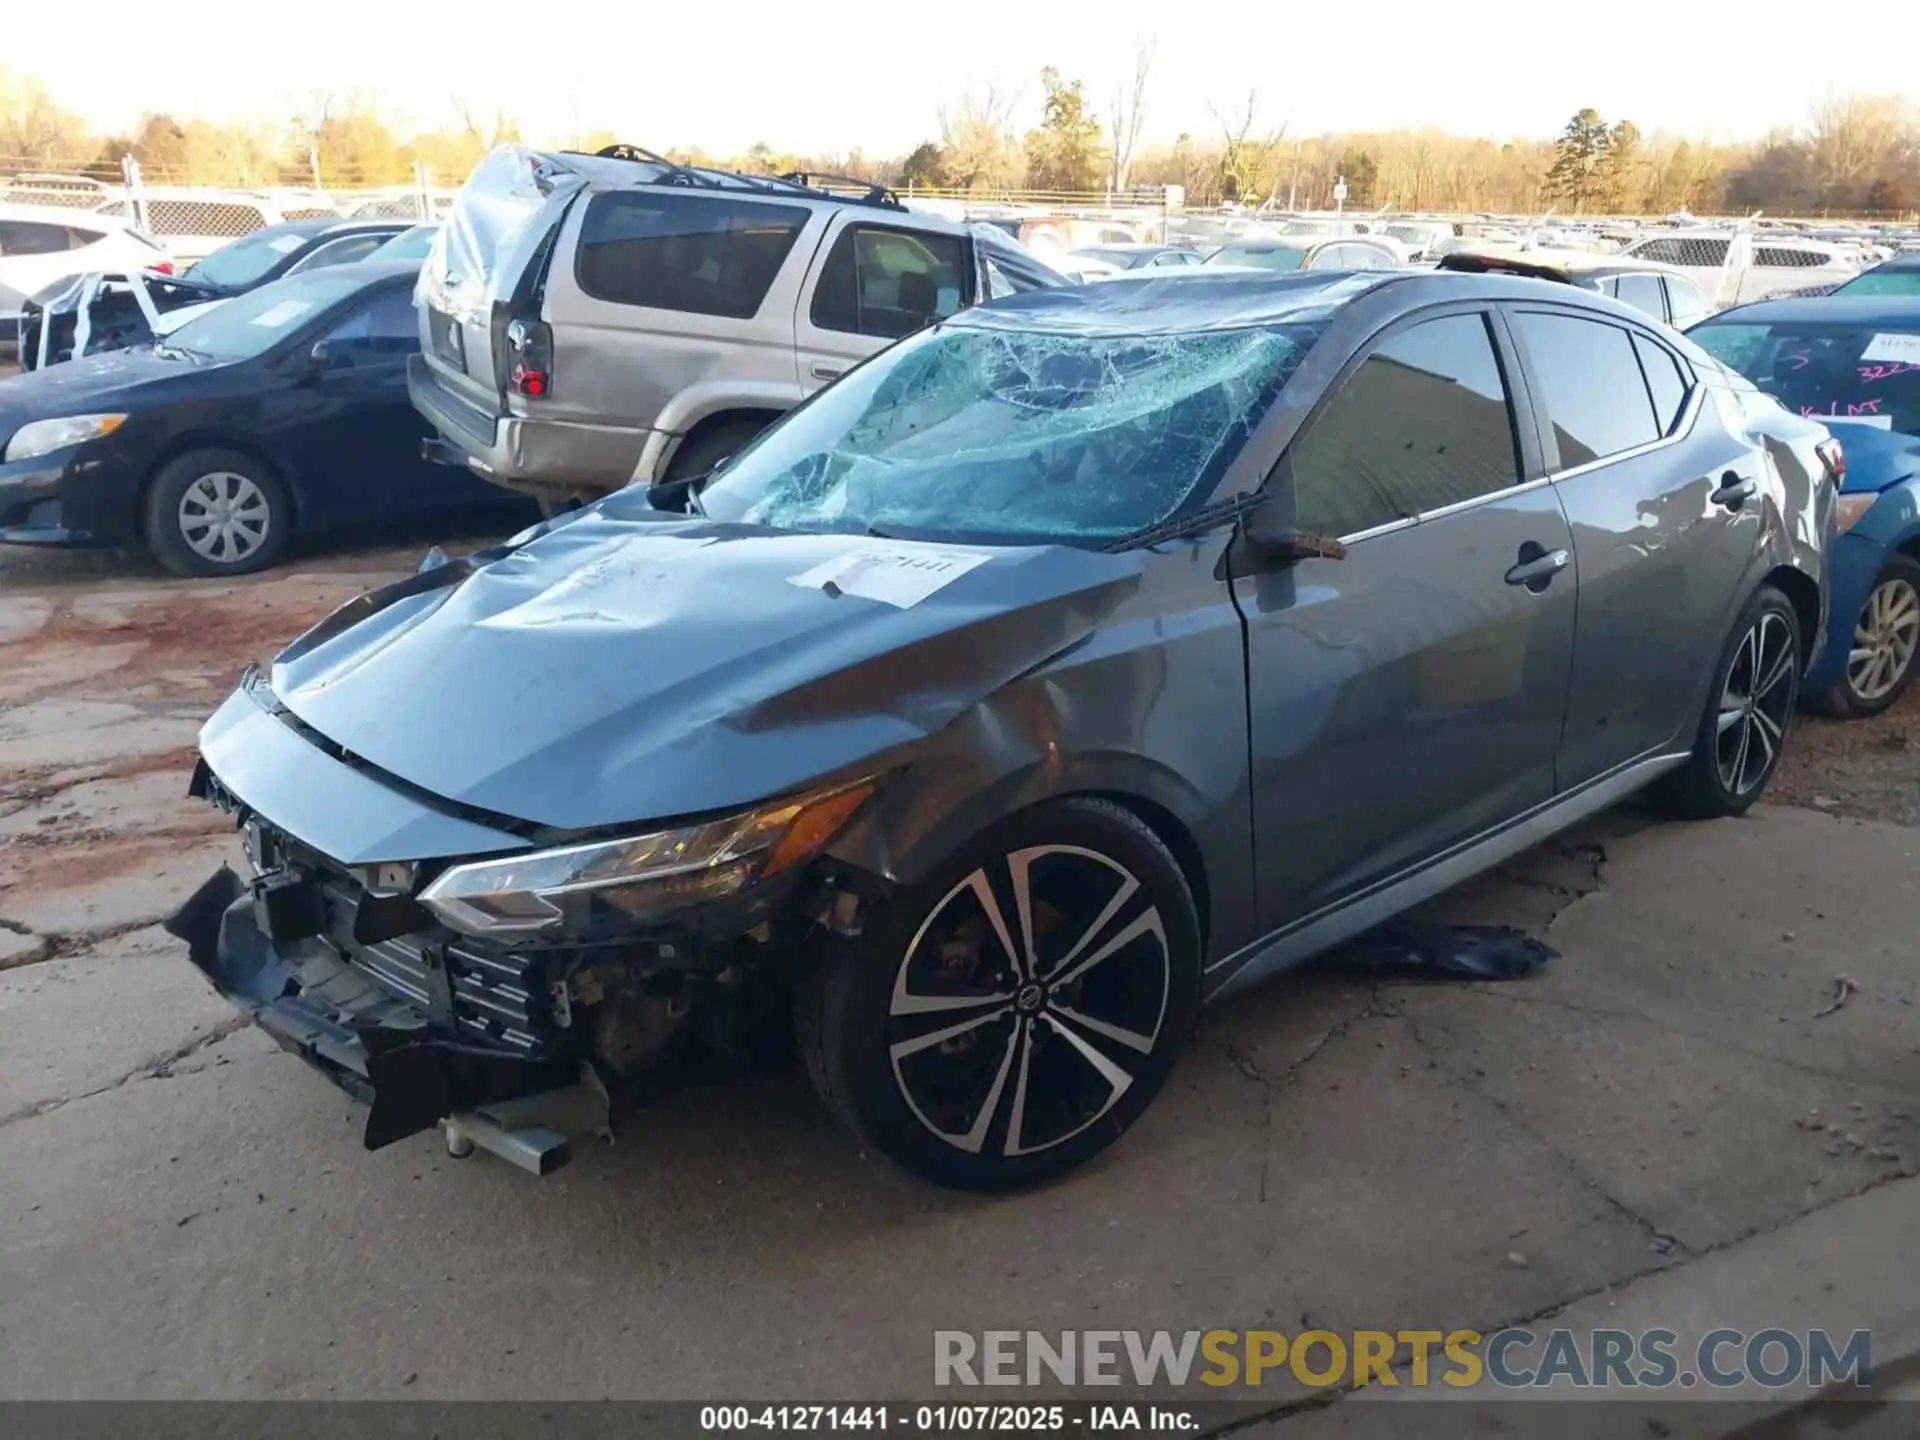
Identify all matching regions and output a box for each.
[1692,296,1920,715]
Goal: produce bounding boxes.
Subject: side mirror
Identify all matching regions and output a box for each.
[309,339,342,370]
[1233,498,1349,574]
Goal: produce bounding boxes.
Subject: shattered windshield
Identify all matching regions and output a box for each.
[696,319,1326,543]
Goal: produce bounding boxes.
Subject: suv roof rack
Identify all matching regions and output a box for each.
[778,171,904,210]
[573,144,903,212]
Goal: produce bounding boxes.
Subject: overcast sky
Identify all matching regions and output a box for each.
[17,0,1908,154]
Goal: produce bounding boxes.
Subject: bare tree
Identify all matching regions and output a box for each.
[1807,91,1910,209]
[1208,89,1287,203]
[937,86,1023,193]
[1105,35,1157,193]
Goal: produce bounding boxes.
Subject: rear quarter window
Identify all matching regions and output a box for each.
[575,192,809,319]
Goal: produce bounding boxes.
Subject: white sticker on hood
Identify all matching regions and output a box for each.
[250,300,316,328]
[1860,332,1920,365]
[267,234,307,254]
[788,544,993,609]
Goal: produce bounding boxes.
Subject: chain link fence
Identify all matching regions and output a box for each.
[1,165,455,258]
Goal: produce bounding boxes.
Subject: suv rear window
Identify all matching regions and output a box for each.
[576,192,809,319]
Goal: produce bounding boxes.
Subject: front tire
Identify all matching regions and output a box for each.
[143,448,292,578]
[1657,584,1801,819]
[797,798,1201,1190]
[1817,555,1920,719]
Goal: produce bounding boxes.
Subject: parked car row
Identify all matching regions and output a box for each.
[5,141,1897,1193]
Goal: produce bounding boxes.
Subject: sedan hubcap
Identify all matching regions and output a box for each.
[1715,612,1795,796]
[1846,578,1920,703]
[179,471,271,563]
[887,846,1170,1159]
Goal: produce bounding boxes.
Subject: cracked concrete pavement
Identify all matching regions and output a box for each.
[2,548,1919,1413]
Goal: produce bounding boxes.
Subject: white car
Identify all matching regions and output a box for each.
[0,203,172,355]
[1619,230,1861,306]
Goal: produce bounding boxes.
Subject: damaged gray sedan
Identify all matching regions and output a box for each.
[171,270,1835,1189]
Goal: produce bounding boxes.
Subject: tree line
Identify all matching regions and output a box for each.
[3,63,1914,217]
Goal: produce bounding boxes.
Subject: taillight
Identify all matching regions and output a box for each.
[147,261,175,275]
[506,318,552,399]
[1815,436,1845,484]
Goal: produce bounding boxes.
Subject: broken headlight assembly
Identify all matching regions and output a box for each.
[417,778,878,939]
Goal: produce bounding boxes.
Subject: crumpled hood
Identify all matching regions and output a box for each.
[269,505,1143,833]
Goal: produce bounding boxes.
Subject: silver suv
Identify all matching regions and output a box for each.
[409,145,1064,508]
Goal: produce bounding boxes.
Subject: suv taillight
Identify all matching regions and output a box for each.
[1815,436,1845,484]
[506,318,552,398]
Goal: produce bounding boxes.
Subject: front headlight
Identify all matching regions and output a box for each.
[4,413,128,464]
[418,778,878,938]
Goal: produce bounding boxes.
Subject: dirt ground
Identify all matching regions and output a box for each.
[2,536,1918,1417]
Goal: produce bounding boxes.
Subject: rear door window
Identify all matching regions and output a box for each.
[1286,312,1522,536]
[1612,273,1666,320]
[811,225,969,339]
[1514,312,1661,467]
[1633,334,1691,434]
[575,192,809,319]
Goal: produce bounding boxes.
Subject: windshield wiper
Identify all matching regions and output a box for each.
[644,471,708,516]
[1101,491,1276,552]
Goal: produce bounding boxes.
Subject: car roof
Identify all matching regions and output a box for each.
[0,201,131,230]
[952,269,1655,338]
[532,146,969,237]
[1703,294,1920,327]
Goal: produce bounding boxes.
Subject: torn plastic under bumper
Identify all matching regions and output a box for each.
[164,866,571,1151]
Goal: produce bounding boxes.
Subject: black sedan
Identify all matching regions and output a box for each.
[18,218,412,369]
[0,261,534,576]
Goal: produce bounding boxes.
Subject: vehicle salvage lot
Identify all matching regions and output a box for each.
[2,542,1919,1403]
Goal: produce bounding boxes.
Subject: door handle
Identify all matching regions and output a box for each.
[1504,545,1570,591]
[1711,472,1756,509]
[809,362,845,381]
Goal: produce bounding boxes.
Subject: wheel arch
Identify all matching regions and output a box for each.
[659,408,784,482]
[134,433,300,542]
[1762,562,1822,667]
[835,753,1222,960]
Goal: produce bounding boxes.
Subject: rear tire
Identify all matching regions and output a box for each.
[1813,555,1920,719]
[1656,584,1801,819]
[796,797,1201,1190]
[143,448,293,578]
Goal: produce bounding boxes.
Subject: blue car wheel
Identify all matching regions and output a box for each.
[1827,554,1920,718]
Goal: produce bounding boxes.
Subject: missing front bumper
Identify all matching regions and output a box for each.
[165,866,593,1163]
